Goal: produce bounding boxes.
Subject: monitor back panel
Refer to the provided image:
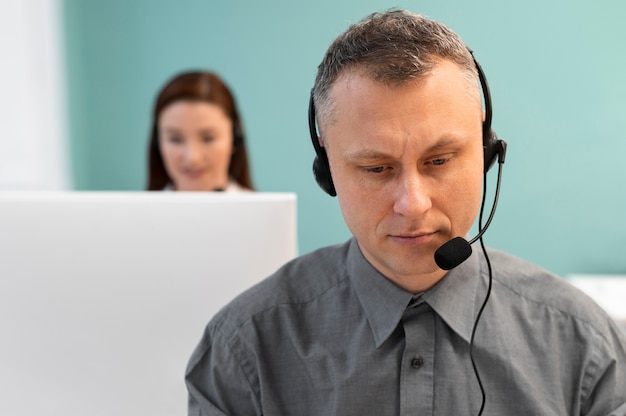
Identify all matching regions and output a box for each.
[0,192,297,416]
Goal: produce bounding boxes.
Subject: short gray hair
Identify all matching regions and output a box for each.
[312,10,479,133]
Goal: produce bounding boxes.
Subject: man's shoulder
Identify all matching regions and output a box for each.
[487,248,613,333]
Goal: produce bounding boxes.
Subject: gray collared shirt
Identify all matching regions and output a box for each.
[186,239,626,415]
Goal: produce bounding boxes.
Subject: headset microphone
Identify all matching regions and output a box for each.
[434,139,507,270]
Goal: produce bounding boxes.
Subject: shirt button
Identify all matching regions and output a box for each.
[411,357,424,369]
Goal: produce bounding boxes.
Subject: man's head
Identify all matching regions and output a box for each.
[312,10,479,134]
[311,10,487,292]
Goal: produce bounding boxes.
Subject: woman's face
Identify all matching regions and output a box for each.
[158,100,234,191]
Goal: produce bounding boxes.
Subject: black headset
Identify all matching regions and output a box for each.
[308,52,504,197]
[233,124,244,148]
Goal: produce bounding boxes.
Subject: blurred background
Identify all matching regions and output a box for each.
[2,0,625,276]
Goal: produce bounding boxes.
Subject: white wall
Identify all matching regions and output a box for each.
[0,0,70,189]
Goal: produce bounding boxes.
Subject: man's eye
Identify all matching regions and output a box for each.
[202,135,215,143]
[431,158,449,166]
[366,166,386,173]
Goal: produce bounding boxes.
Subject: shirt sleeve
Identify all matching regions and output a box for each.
[185,322,261,416]
[606,402,626,416]
[581,320,626,416]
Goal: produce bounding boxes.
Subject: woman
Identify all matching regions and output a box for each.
[147,71,254,191]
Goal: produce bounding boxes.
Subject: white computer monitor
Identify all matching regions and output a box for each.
[0,191,297,416]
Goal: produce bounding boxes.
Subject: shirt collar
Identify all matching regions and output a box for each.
[421,248,481,344]
[347,240,413,348]
[348,238,483,347]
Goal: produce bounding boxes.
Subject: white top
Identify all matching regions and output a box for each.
[162,179,251,192]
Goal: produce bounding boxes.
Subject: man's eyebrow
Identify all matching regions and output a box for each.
[344,138,461,162]
[426,138,460,152]
[343,149,393,162]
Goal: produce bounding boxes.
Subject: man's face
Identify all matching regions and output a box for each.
[322,60,484,292]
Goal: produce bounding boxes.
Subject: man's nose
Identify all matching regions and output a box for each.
[392,171,433,217]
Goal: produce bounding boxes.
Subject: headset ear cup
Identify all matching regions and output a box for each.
[233,125,243,147]
[313,154,336,196]
[483,129,499,172]
[308,91,338,197]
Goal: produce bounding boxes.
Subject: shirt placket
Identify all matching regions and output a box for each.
[399,299,435,414]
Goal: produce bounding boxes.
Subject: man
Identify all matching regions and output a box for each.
[186,10,626,415]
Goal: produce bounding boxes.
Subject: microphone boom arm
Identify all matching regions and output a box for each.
[469,141,506,245]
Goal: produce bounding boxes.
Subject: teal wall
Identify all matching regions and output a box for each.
[62,0,626,276]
